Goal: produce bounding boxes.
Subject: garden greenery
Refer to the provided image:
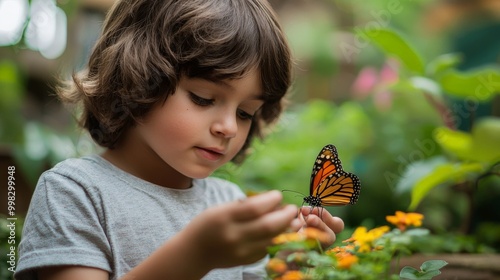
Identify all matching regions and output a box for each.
[265,211,447,280]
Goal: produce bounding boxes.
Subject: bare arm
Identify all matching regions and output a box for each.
[38,191,298,280]
[123,191,298,280]
[38,266,109,280]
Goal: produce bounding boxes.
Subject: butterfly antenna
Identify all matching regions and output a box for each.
[282,189,306,199]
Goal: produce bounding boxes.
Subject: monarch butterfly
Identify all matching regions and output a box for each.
[303,144,360,210]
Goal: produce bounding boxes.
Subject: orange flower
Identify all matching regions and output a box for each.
[386,211,424,231]
[326,245,359,270]
[325,244,355,256]
[290,252,307,263]
[336,252,359,270]
[266,258,288,275]
[276,270,306,280]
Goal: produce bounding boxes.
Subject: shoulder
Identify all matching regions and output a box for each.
[33,155,117,203]
[48,155,104,176]
[39,155,113,185]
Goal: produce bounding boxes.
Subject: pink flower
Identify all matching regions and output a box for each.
[351,59,399,111]
[351,67,378,99]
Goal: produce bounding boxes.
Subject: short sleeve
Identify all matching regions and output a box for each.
[243,256,268,280]
[15,171,112,280]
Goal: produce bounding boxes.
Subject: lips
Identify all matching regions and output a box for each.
[195,147,225,161]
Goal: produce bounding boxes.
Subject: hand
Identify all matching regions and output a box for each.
[290,207,345,247]
[181,190,298,270]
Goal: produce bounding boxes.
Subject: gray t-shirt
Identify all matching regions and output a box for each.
[15,155,265,280]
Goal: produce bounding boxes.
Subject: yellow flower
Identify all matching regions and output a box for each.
[245,190,261,197]
[276,270,306,280]
[272,228,330,246]
[272,232,303,245]
[369,225,391,239]
[345,226,390,252]
[386,211,424,231]
[301,227,331,244]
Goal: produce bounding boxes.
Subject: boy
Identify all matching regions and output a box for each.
[16,0,344,279]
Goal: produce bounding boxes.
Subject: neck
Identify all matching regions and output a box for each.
[101,129,193,189]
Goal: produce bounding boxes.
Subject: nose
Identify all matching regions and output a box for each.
[211,111,238,138]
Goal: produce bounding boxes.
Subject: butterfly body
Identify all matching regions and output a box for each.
[303,195,322,208]
[304,144,360,209]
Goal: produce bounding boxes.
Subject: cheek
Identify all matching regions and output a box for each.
[154,109,200,140]
[232,121,252,147]
[142,101,199,145]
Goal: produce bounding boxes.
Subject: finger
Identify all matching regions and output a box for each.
[302,214,336,245]
[314,210,344,234]
[300,207,344,233]
[299,206,315,218]
[329,216,345,233]
[242,204,298,241]
[239,239,276,265]
[288,217,304,232]
[230,190,284,221]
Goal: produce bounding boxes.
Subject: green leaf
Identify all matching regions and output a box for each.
[438,67,500,102]
[471,117,500,163]
[433,127,473,160]
[404,228,430,237]
[409,162,484,210]
[420,260,448,272]
[434,123,500,163]
[409,77,441,97]
[400,260,447,279]
[357,27,425,74]
[417,270,441,279]
[399,266,420,279]
[426,53,462,77]
[396,157,447,194]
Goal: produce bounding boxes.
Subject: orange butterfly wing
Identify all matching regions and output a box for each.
[309,144,360,206]
[310,145,341,191]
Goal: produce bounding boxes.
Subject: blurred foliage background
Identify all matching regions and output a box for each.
[1,0,500,272]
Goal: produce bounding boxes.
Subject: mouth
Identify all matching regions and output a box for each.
[195,147,225,161]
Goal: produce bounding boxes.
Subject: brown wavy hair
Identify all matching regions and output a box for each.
[59,0,292,163]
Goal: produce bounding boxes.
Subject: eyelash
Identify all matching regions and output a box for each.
[189,92,254,120]
[189,92,214,106]
[237,109,254,120]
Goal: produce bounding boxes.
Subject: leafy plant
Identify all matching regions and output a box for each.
[399,260,448,280]
[358,27,500,234]
[266,211,447,280]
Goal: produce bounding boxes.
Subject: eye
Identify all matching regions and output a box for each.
[237,109,254,120]
[189,92,214,106]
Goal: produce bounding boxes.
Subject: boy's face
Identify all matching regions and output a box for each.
[134,68,264,181]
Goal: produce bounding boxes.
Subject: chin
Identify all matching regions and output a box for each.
[184,167,216,179]
[189,173,212,179]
